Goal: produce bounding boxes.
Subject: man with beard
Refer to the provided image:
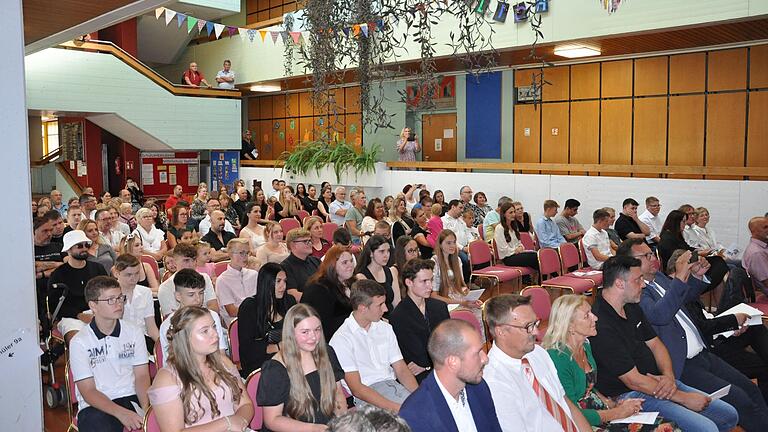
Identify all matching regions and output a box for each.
[34,217,64,332]
[48,230,109,342]
[399,319,502,432]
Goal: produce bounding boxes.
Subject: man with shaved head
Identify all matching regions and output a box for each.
[744,216,768,295]
[200,210,235,262]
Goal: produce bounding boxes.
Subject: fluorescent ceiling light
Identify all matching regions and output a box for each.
[554,46,601,58]
[250,84,281,92]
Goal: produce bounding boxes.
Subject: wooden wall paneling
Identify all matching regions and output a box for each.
[268,7,282,19]
[269,0,281,8]
[669,53,705,94]
[632,97,667,177]
[247,120,260,148]
[668,95,705,179]
[246,14,258,25]
[750,44,768,89]
[314,116,331,142]
[708,48,747,91]
[260,95,273,120]
[346,113,362,150]
[272,94,286,119]
[256,0,269,10]
[245,0,259,13]
[344,86,361,113]
[284,93,299,118]
[247,97,260,120]
[272,119,286,158]
[298,92,313,117]
[541,102,569,174]
[298,117,314,143]
[258,120,273,160]
[600,99,632,176]
[634,57,668,96]
[542,66,570,102]
[570,63,600,100]
[256,10,269,22]
[328,113,345,142]
[706,92,746,179]
[747,91,768,180]
[601,60,633,98]
[569,100,599,175]
[284,117,299,152]
[513,104,540,173]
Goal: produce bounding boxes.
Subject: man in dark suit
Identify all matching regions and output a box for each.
[618,238,768,431]
[399,319,502,432]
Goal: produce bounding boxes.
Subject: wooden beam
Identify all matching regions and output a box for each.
[58,40,241,99]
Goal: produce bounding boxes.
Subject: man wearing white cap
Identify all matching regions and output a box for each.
[48,230,109,342]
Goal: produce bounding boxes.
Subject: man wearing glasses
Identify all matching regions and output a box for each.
[69,276,149,432]
[282,228,321,302]
[48,230,108,342]
[484,294,590,432]
[639,196,663,249]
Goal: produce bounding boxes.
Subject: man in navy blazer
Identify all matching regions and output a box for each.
[618,239,768,431]
[399,319,502,432]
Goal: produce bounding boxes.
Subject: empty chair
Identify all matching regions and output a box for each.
[467,239,523,294]
[559,243,603,287]
[322,222,337,243]
[297,210,310,221]
[245,369,264,430]
[537,248,595,295]
[279,218,300,234]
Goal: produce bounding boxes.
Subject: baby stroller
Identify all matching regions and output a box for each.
[41,283,68,408]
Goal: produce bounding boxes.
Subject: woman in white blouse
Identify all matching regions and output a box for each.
[494,202,539,270]
[133,207,167,261]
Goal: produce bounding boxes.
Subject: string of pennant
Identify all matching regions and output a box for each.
[154,7,384,45]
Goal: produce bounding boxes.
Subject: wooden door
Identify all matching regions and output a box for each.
[421,113,457,163]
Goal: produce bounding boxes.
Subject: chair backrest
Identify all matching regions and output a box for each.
[143,406,161,432]
[297,210,310,221]
[538,248,563,278]
[521,286,552,321]
[578,239,589,266]
[65,361,78,424]
[154,338,164,369]
[478,223,484,240]
[279,218,300,234]
[229,318,240,364]
[559,243,581,272]
[322,222,337,243]
[519,231,536,251]
[450,309,483,335]
[214,260,230,277]
[490,239,501,261]
[245,369,264,430]
[141,255,161,280]
[468,240,493,267]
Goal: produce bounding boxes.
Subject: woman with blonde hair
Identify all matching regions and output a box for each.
[274,186,301,222]
[543,295,678,431]
[254,221,290,270]
[133,207,167,261]
[304,216,331,258]
[149,306,254,430]
[78,219,117,272]
[189,182,208,228]
[118,233,160,293]
[257,304,348,431]
[396,127,420,162]
[387,197,413,242]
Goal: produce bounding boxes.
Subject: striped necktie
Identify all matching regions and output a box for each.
[521,357,578,432]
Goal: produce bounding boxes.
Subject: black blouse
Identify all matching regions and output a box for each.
[389,296,450,383]
[513,212,532,233]
[256,346,345,430]
[238,295,297,377]
[301,280,352,340]
[359,266,395,318]
[410,225,433,259]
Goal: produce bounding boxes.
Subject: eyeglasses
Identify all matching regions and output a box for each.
[93,294,127,305]
[633,252,655,260]
[292,239,312,245]
[73,242,91,249]
[499,319,541,334]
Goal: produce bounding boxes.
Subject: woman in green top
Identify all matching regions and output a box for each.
[542,294,680,432]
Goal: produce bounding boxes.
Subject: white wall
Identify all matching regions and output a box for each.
[241,166,768,252]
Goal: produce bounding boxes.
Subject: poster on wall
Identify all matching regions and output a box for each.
[210,151,240,193]
[139,151,199,196]
[59,122,85,161]
[188,165,199,186]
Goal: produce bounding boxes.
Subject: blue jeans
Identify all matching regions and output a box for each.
[620,381,738,432]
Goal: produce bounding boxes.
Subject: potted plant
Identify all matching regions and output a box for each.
[277,140,382,184]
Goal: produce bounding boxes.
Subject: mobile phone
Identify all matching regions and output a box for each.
[689,253,699,264]
[407,132,416,141]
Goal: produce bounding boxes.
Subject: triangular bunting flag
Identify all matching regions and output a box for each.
[290,31,301,44]
[154,8,164,20]
[227,26,238,37]
[197,19,206,32]
[213,23,225,39]
[360,23,369,37]
[368,21,377,32]
[259,30,267,42]
[176,13,186,28]
[187,17,198,33]
[205,21,214,35]
[270,31,279,44]
[353,25,360,36]
[238,28,248,41]
[164,10,176,26]
[377,19,384,30]
[342,27,350,37]
[280,31,290,44]
[247,29,257,42]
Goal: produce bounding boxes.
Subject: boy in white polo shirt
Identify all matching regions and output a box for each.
[69,276,150,432]
[159,268,227,361]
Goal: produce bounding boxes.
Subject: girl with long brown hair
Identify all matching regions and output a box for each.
[430,229,482,311]
[300,246,355,339]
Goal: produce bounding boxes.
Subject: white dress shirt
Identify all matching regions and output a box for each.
[639,209,663,243]
[442,214,467,247]
[484,344,574,432]
[198,214,235,237]
[434,373,478,432]
[329,314,403,386]
[582,226,612,270]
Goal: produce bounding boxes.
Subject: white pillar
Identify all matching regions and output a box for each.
[0,0,44,430]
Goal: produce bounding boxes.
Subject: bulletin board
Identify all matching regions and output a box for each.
[139,151,200,196]
[210,150,240,194]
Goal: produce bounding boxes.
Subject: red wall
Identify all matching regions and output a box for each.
[98,18,137,56]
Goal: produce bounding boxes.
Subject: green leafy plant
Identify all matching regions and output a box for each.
[277,141,381,183]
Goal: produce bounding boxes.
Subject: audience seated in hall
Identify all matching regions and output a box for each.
[215,238,258,326]
[301,245,355,339]
[494,201,539,271]
[157,242,219,317]
[535,200,568,249]
[744,216,768,295]
[582,209,615,270]
[613,198,651,243]
[638,196,663,248]
[355,235,401,318]
[554,199,586,245]
[281,227,321,301]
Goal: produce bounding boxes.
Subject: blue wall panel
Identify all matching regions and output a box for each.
[466,72,502,159]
